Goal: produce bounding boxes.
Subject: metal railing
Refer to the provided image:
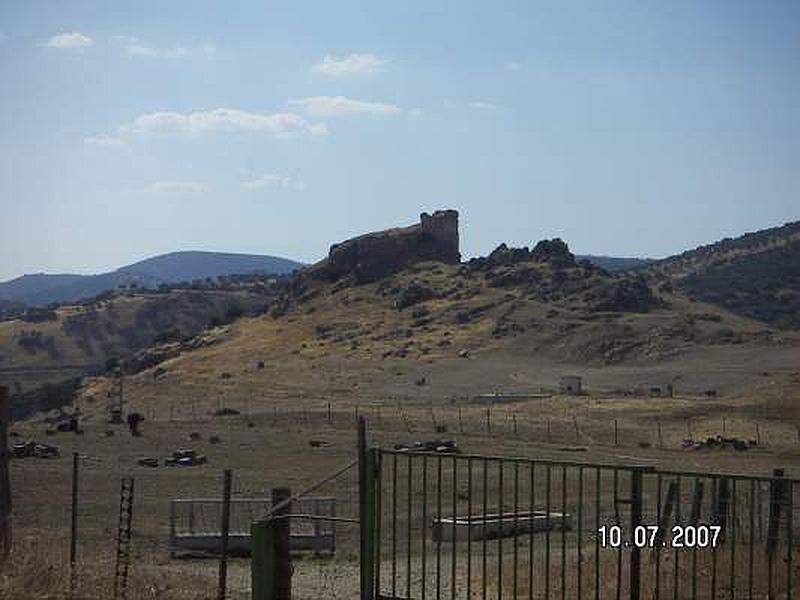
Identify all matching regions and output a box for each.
[169,496,337,555]
[365,450,798,599]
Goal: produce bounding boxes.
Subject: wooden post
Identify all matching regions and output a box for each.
[0,386,10,560]
[69,452,79,594]
[272,487,292,600]
[686,419,692,439]
[722,417,726,435]
[327,400,332,425]
[217,469,232,600]
[486,407,491,434]
[614,419,619,446]
[458,407,463,433]
[573,414,580,442]
[547,419,551,443]
[756,423,761,446]
[512,413,518,436]
[657,419,663,449]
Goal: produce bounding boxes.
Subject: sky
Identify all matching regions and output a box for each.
[1,1,799,281]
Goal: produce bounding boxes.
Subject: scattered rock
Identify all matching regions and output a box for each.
[11,441,60,459]
[138,457,159,468]
[213,408,240,417]
[394,439,459,453]
[209,435,221,444]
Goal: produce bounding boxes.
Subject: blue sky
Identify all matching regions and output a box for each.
[1,1,798,280]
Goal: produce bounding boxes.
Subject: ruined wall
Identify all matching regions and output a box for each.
[321,210,460,283]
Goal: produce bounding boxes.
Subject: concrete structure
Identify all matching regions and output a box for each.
[169,496,337,556]
[559,375,583,395]
[431,510,573,542]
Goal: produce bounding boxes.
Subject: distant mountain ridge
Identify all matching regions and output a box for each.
[575,255,654,272]
[0,251,304,306]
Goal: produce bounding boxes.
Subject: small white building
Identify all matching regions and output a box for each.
[559,375,582,395]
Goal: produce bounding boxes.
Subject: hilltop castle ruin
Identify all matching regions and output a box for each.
[315,209,460,283]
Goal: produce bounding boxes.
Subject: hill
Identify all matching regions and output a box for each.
[0,278,284,397]
[0,251,304,306]
[60,212,798,426]
[643,220,800,329]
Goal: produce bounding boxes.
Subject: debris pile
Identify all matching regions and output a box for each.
[394,439,459,454]
[682,435,756,452]
[11,440,60,459]
[138,448,207,468]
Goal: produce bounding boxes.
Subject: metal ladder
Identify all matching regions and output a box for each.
[113,477,134,600]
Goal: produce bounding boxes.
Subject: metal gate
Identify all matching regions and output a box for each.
[360,449,798,599]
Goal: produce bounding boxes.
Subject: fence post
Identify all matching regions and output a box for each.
[251,487,291,600]
[70,452,79,596]
[657,419,663,449]
[0,386,10,561]
[614,419,619,446]
[359,418,378,600]
[628,467,651,600]
[272,487,292,600]
[251,519,276,600]
[217,469,232,600]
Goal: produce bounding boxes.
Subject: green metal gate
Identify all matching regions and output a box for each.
[361,448,798,599]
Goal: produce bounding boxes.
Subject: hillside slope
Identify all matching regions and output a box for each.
[643,220,800,328]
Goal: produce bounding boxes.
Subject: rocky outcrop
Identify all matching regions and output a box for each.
[314,210,460,284]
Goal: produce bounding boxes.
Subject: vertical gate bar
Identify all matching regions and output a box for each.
[595,468,600,600]
[498,460,504,600]
[422,455,428,600]
[375,452,383,596]
[748,480,755,600]
[711,476,718,600]
[629,468,644,600]
[437,454,443,600]
[467,457,473,600]
[673,476,682,600]
[358,418,379,600]
[513,461,520,599]
[561,466,567,600]
[545,464,552,600]
[392,453,398,598]
[730,480,737,599]
[407,455,413,599]
[217,469,232,600]
[689,478,701,600]
[70,451,79,597]
[451,455,457,600]
[613,469,621,600]
[530,462,536,600]
[482,459,488,600]
[655,474,663,600]
[787,480,793,600]
[577,466,584,600]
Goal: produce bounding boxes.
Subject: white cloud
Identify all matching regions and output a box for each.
[119,108,328,138]
[469,101,504,110]
[43,32,94,50]
[126,44,189,58]
[311,53,385,76]
[114,36,217,58]
[504,61,522,71]
[0,32,7,44]
[242,173,294,190]
[288,96,400,117]
[142,181,209,194]
[83,136,125,147]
